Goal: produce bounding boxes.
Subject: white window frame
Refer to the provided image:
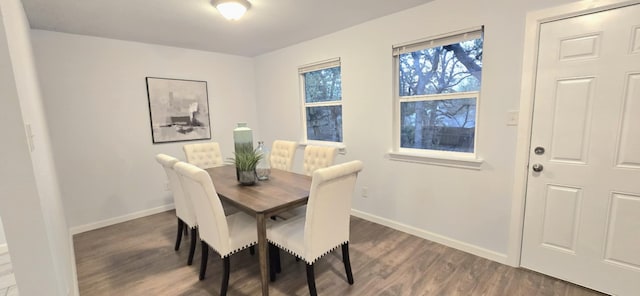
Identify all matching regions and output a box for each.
[389,27,484,169]
[298,58,345,148]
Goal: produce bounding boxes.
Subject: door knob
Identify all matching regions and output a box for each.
[532,163,543,172]
[534,146,545,155]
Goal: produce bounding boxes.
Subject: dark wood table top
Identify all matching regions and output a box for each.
[206,165,311,215]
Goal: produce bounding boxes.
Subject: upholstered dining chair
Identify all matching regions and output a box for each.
[303,145,338,176]
[276,144,339,220]
[267,160,363,296]
[270,140,297,171]
[183,142,224,169]
[155,154,198,265]
[174,162,258,296]
[184,141,241,215]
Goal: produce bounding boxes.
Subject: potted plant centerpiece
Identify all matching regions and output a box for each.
[230,145,263,185]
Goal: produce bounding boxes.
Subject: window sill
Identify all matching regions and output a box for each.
[386,151,483,170]
[298,141,347,155]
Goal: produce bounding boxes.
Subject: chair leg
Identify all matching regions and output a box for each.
[187,228,197,265]
[275,247,281,273]
[249,245,255,255]
[306,263,317,296]
[269,244,278,282]
[221,257,230,296]
[342,243,354,285]
[199,241,209,280]
[175,219,184,251]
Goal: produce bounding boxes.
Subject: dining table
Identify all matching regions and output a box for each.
[206,165,311,296]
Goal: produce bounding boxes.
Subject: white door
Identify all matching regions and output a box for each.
[522,4,640,296]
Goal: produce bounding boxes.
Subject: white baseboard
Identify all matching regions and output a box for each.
[0,244,7,255]
[70,204,175,235]
[351,209,508,264]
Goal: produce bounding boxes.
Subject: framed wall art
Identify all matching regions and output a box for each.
[146,77,211,143]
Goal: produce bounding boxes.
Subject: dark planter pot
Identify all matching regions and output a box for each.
[238,170,256,186]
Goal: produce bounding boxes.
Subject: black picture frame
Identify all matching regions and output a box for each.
[146,77,211,144]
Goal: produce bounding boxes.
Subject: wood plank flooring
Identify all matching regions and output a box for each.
[74,211,606,295]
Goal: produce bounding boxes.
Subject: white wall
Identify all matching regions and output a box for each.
[31,30,259,229]
[0,0,74,294]
[0,217,6,247]
[254,0,576,260]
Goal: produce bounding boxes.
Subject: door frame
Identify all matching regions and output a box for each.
[506,0,640,267]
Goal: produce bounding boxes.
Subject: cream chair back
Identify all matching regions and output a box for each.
[183,142,224,169]
[270,140,297,171]
[303,145,338,176]
[155,154,197,228]
[304,160,363,263]
[266,160,363,293]
[174,162,232,256]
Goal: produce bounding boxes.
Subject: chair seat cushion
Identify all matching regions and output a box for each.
[267,215,306,260]
[224,212,258,257]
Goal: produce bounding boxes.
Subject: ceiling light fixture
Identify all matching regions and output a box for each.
[211,0,251,21]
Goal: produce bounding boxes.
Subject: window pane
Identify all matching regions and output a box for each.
[306,106,342,142]
[400,98,476,152]
[399,38,483,96]
[304,67,342,103]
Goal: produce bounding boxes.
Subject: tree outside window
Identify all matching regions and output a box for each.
[301,61,342,142]
[395,30,483,154]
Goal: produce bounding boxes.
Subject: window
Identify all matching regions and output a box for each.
[393,28,483,159]
[299,58,342,143]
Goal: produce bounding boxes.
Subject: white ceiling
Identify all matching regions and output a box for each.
[21,0,433,57]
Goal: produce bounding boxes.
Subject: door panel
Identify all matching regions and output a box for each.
[549,78,594,164]
[540,185,582,253]
[604,193,640,270]
[522,4,640,296]
[616,74,640,168]
[632,27,640,53]
[559,34,601,61]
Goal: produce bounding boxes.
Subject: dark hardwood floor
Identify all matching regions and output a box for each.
[73,211,606,295]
